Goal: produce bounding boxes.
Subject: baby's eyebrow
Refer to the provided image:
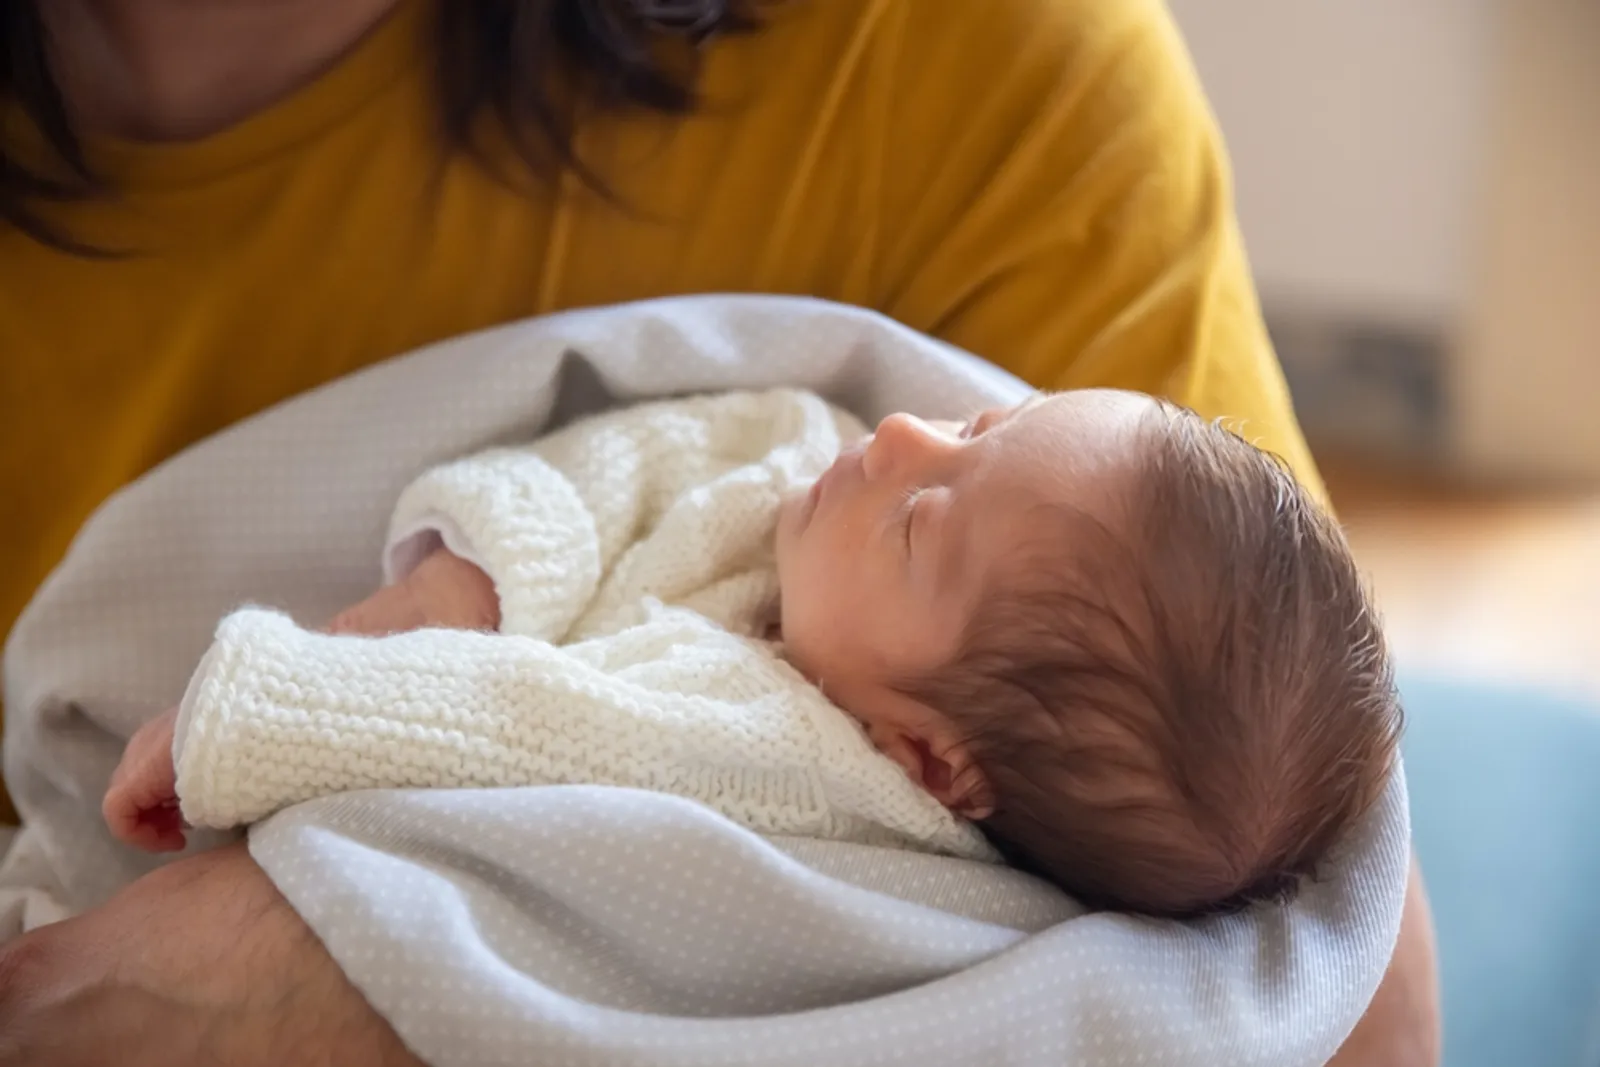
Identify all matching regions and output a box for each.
[970,391,1046,433]
[1009,391,1050,421]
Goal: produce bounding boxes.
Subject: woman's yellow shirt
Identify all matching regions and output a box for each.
[0,0,1318,819]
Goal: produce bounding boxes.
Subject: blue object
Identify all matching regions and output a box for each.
[1401,674,1600,1067]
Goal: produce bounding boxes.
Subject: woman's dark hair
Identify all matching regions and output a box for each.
[0,0,763,251]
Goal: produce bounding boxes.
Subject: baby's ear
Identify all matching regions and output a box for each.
[870,715,994,820]
[933,753,994,820]
[944,761,995,821]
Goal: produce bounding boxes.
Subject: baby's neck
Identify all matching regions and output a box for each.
[760,609,814,687]
[759,597,783,643]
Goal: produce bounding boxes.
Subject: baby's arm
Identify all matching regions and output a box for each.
[383,389,861,641]
[103,546,498,851]
[107,610,682,842]
[405,391,857,632]
[152,605,801,836]
[382,443,600,642]
[168,609,638,830]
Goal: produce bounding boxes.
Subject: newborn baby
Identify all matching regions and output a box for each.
[105,387,1400,918]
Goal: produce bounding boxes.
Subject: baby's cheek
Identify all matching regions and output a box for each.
[780,592,857,678]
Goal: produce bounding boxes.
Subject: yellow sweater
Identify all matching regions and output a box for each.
[0,0,1317,820]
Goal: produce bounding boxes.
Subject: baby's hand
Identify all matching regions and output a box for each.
[326,546,500,636]
[102,706,184,852]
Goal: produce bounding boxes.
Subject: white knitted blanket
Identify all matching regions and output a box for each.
[1,296,1410,1067]
[174,390,991,861]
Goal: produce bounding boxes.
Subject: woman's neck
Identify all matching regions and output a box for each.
[42,0,405,141]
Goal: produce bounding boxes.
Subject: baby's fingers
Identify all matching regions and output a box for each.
[104,798,173,852]
[325,581,427,637]
[104,727,183,850]
[103,779,187,852]
[130,799,188,852]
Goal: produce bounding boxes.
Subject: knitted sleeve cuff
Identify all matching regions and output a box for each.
[383,448,602,641]
[172,607,567,829]
[173,607,325,829]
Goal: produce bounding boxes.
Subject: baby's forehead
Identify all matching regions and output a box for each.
[1028,388,1161,439]
[989,391,1156,495]
[959,394,1162,571]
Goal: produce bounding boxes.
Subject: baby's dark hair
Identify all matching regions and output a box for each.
[901,400,1402,919]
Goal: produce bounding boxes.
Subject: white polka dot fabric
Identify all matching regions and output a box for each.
[0,296,1410,1065]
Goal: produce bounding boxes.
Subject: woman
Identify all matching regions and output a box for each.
[0,0,1438,1062]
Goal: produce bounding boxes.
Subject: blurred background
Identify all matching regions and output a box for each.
[1170,0,1599,702]
[1167,2,1600,1063]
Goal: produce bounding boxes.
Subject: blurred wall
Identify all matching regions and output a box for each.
[1168,0,1600,482]
[1455,0,1600,482]
[1168,0,1495,323]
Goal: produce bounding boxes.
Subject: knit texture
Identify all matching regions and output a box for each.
[172,389,995,863]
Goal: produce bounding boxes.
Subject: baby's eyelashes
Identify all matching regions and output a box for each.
[896,488,925,552]
[966,409,1007,437]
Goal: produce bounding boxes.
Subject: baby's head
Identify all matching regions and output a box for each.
[775,389,1401,918]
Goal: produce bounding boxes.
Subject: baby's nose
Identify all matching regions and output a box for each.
[864,413,954,481]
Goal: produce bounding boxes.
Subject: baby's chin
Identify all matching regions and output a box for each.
[773,488,807,561]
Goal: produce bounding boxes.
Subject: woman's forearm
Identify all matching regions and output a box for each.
[0,844,427,1067]
[1328,855,1442,1066]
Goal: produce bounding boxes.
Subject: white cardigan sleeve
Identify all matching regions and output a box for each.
[170,606,834,834]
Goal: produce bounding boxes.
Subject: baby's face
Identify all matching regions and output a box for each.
[775,389,1152,712]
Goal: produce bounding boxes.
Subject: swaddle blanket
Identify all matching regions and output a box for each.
[1,296,1410,1066]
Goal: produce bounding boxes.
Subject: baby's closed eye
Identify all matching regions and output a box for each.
[896,488,926,550]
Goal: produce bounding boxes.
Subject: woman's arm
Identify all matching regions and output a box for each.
[1329,862,1443,1066]
[0,843,424,1067]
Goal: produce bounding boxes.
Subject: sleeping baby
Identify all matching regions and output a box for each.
[103,387,1401,918]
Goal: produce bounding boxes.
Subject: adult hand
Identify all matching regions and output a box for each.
[0,843,423,1067]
